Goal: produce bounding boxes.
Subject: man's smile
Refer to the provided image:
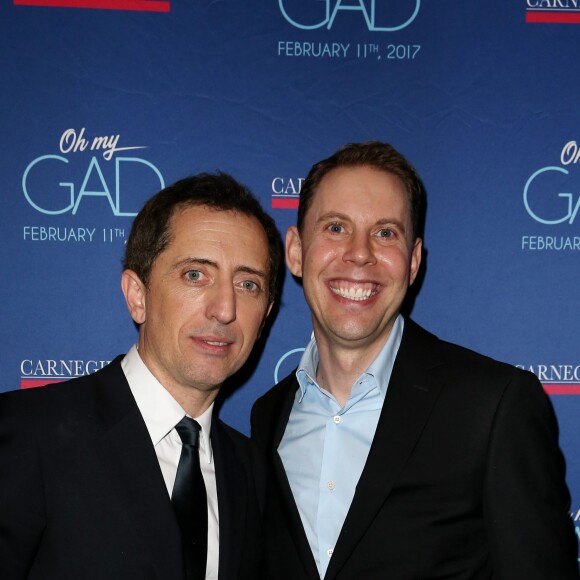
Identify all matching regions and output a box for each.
[329,281,379,302]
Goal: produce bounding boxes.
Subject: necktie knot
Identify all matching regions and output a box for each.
[175,416,201,448]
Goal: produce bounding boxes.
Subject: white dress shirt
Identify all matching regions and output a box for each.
[121,345,219,580]
[279,315,404,578]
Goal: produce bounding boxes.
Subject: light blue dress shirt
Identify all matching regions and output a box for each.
[278,315,404,578]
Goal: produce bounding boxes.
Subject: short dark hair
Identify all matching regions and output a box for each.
[124,172,282,302]
[297,141,426,239]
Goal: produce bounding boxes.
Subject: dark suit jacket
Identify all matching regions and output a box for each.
[0,357,264,580]
[251,319,579,579]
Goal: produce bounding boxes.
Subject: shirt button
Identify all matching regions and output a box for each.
[326,480,335,491]
[327,548,334,557]
[333,415,341,424]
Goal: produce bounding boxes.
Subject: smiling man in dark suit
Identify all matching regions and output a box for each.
[251,141,578,579]
[0,172,282,580]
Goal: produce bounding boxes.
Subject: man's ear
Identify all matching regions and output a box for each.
[121,269,147,325]
[256,301,274,339]
[285,226,303,278]
[409,238,423,286]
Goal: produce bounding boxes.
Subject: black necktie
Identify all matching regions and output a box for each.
[172,417,208,580]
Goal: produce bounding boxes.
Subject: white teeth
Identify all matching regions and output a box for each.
[206,341,228,346]
[331,286,374,301]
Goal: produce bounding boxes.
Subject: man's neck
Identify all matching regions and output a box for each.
[314,340,385,407]
[162,382,219,419]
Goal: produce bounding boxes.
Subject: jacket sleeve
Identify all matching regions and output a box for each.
[483,370,579,579]
[0,392,46,580]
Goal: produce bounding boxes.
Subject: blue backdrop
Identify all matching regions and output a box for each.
[2,0,579,559]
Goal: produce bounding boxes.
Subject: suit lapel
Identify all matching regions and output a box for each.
[87,359,184,580]
[326,321,446,579]
[268,375,321,579]
[211,420,245,580]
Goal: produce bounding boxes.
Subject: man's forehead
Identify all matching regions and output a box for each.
[169,205,262,234]
[170,203,237,224]
[317,164,405,189]
[313,168,409,208]
[163,207,269,262]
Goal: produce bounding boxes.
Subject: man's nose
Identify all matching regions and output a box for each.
[342,232,376,266]
[206,283,236,324]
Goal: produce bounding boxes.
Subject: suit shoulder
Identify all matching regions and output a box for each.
[213,417,259,464]
[1,375,87,415]
[441,338,533,380]
[253,371,297,411]
[251,373,298,449]
[212,418,265,479]
[214,417,250,445]
[0,357,125,419]
[416,324,540,390]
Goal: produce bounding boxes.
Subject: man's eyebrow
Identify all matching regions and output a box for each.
[375,218,408,233]
[172,258,267,280]
[316,213,408,233]
[173,257,217,270]
[235,266,268,281]
[315,211,350,224]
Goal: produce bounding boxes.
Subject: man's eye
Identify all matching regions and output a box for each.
[185,270,202,281]
[378,228,393,238]
[241,280,259,292]
[328,223,343,234]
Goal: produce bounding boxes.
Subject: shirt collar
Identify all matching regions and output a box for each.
[193,403,214,464]
[296,315,405,402]
[295,336,319,401]
[121,344,214,464]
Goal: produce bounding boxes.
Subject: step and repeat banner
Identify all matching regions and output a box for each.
[2,0,579,556]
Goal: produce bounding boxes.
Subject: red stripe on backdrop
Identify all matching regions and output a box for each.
[21,379,65,389]
[526,12,580,24]
[13,0,170,12]
[543,384,580,395]
[272,198,299,209]
[19,380,580,394]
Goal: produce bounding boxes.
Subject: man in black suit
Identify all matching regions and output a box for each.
[251,142,579,579]
[0,172,282,580]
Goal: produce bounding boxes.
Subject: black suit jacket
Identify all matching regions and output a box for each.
[0,357,264,580]
[251,320,579,579]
